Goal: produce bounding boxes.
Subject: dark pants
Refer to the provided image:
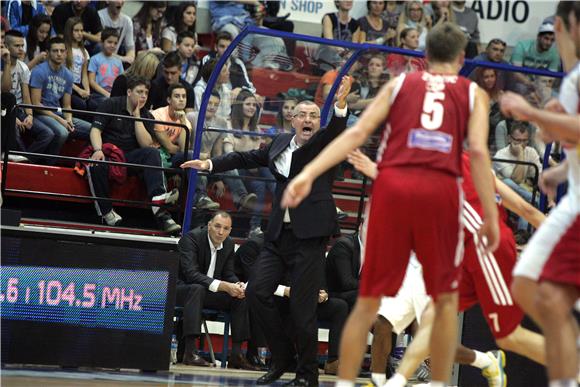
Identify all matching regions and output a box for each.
[317,298,348,362]
[246,228,327,383]
[329,289,358,312]
[175,283,250,343]
[87,147,165,215]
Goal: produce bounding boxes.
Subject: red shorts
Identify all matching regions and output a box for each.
[359,167,464,299]
[540,215,580,289]
[460,211,523,339]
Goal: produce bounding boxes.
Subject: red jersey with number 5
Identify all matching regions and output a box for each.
[376,71,475,177]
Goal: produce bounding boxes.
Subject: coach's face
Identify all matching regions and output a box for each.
[208,214,232,246]
[291,103,321,146]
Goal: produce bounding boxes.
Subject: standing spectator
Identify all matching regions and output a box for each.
[148,51,195,112]
[1,29,38,162]
[209,0,256,38]
[451,0,480,58]
[88,28,123,109]
[5,0,47,36]
[132,0,167,55]
[176,30,200,85]
[396,1,429,51]
[97,0,135,66]
[63,17,90,112]
[110,51,159,98]
[51,0,102,54]
[511,22,560,72]
[359,0,397,46]
[25,14,51,70]
[161,1,196,53]
[29,36,91,163]
[87,75,181,233]
[176,212,259,370]
[387,27,426,76]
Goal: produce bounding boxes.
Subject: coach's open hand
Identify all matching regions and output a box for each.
[181,159,210,170]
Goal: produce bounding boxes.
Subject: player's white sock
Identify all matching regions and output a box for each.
[384,373,407,387]
[549,379,577,387]
[470,350,493,369]
[371,372,386,386]
[430,381,446,387]
[335,380,355,387]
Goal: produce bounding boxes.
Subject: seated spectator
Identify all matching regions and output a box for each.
[148,51,195,112]
[51,0,102,54]
[29,36,91,164]
[359,0,397,46]
[531,75,556,107]
[150,83,192,168]
[225,89,274,237]
[86,75,181,233]
[132,0,167,55]
[97,0,135,66]
[110,51,159,98]
[493,123,542,228]
[63,17,91,112]
[349,54,389,116]
[209,0,255,38]
[0,29,35,162]
[201,31,256,93]
[194,58,236,120]
[176,211,259,370]
[451,0,480,58]
[396,1,429,51]
[25,14,51,70]
[325,223,363,312]
[425,0,456,27]
[261,0,294,38]
[88,28,123,109]
[161,1,196,53]
[176,30,201,85]
[383,1,403,36]
[510,21,560,92]
[386,27,426,76]
[5,0,47,36]
[266,96,298,134]
[473,67,504,153]
[238,4,290,71]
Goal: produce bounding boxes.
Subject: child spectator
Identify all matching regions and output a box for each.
[98,0,135,66]
[25,14,51,70]
[5,0,47,36]
[132,1,167,55]
[110,51,159,98]
[63,17,90,111]
[161,2,196,53]
[176,30,200,85]
[88,27,123,109]
[29,36,91,164]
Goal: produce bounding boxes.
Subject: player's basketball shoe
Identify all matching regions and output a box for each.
[481,350,506,387]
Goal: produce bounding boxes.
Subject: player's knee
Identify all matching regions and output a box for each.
[534,282,568,320]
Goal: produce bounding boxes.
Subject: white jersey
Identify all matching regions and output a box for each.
[558,62,580,213]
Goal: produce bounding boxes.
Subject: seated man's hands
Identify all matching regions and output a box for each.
[220,281,245,299]
[318,289,329,303]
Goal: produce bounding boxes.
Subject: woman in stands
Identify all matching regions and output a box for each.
[110,51,160,98]
[25,14,51,70]
[348,54,389,117]
[133,1,167,55]
[225,90,274,237]
[64,17,90,112]
[161,2,196,53]
[266,96,298,135]
[474,67,504,154]
[386,27,426,76]
[396,1,429,50]
[359,0,397,46]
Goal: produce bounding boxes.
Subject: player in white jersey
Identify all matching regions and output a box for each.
[500,3,580,386]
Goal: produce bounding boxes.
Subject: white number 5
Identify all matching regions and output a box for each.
[421,91,445,130]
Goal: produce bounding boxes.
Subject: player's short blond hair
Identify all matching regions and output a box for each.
[426,22,467,63]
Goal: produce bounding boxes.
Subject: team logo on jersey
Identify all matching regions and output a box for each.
[407,129,453,153]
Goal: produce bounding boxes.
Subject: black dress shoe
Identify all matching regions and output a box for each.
[284,377,318,386]
[227,353,261,371]
[182,352,212,367]
[256,364,288,385]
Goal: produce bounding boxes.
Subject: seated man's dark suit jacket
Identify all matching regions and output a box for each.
[176,226,249,342]
[326,232,361,310]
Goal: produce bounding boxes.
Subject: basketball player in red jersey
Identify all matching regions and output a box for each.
[282,23,499,387]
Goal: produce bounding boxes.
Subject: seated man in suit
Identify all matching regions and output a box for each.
[176,211,258,370]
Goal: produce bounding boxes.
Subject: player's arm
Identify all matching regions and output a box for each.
[468,86,500,251]
[282,76,399,207]
[496,177,545,229]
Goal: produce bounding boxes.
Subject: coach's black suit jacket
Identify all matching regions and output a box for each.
[211,113,348,240]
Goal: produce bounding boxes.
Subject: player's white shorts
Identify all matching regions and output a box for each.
[513,194,579,280]
[376,254,431,334]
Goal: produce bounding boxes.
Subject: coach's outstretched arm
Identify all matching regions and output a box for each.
[468,86,500,252]
[281,76,398,208]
